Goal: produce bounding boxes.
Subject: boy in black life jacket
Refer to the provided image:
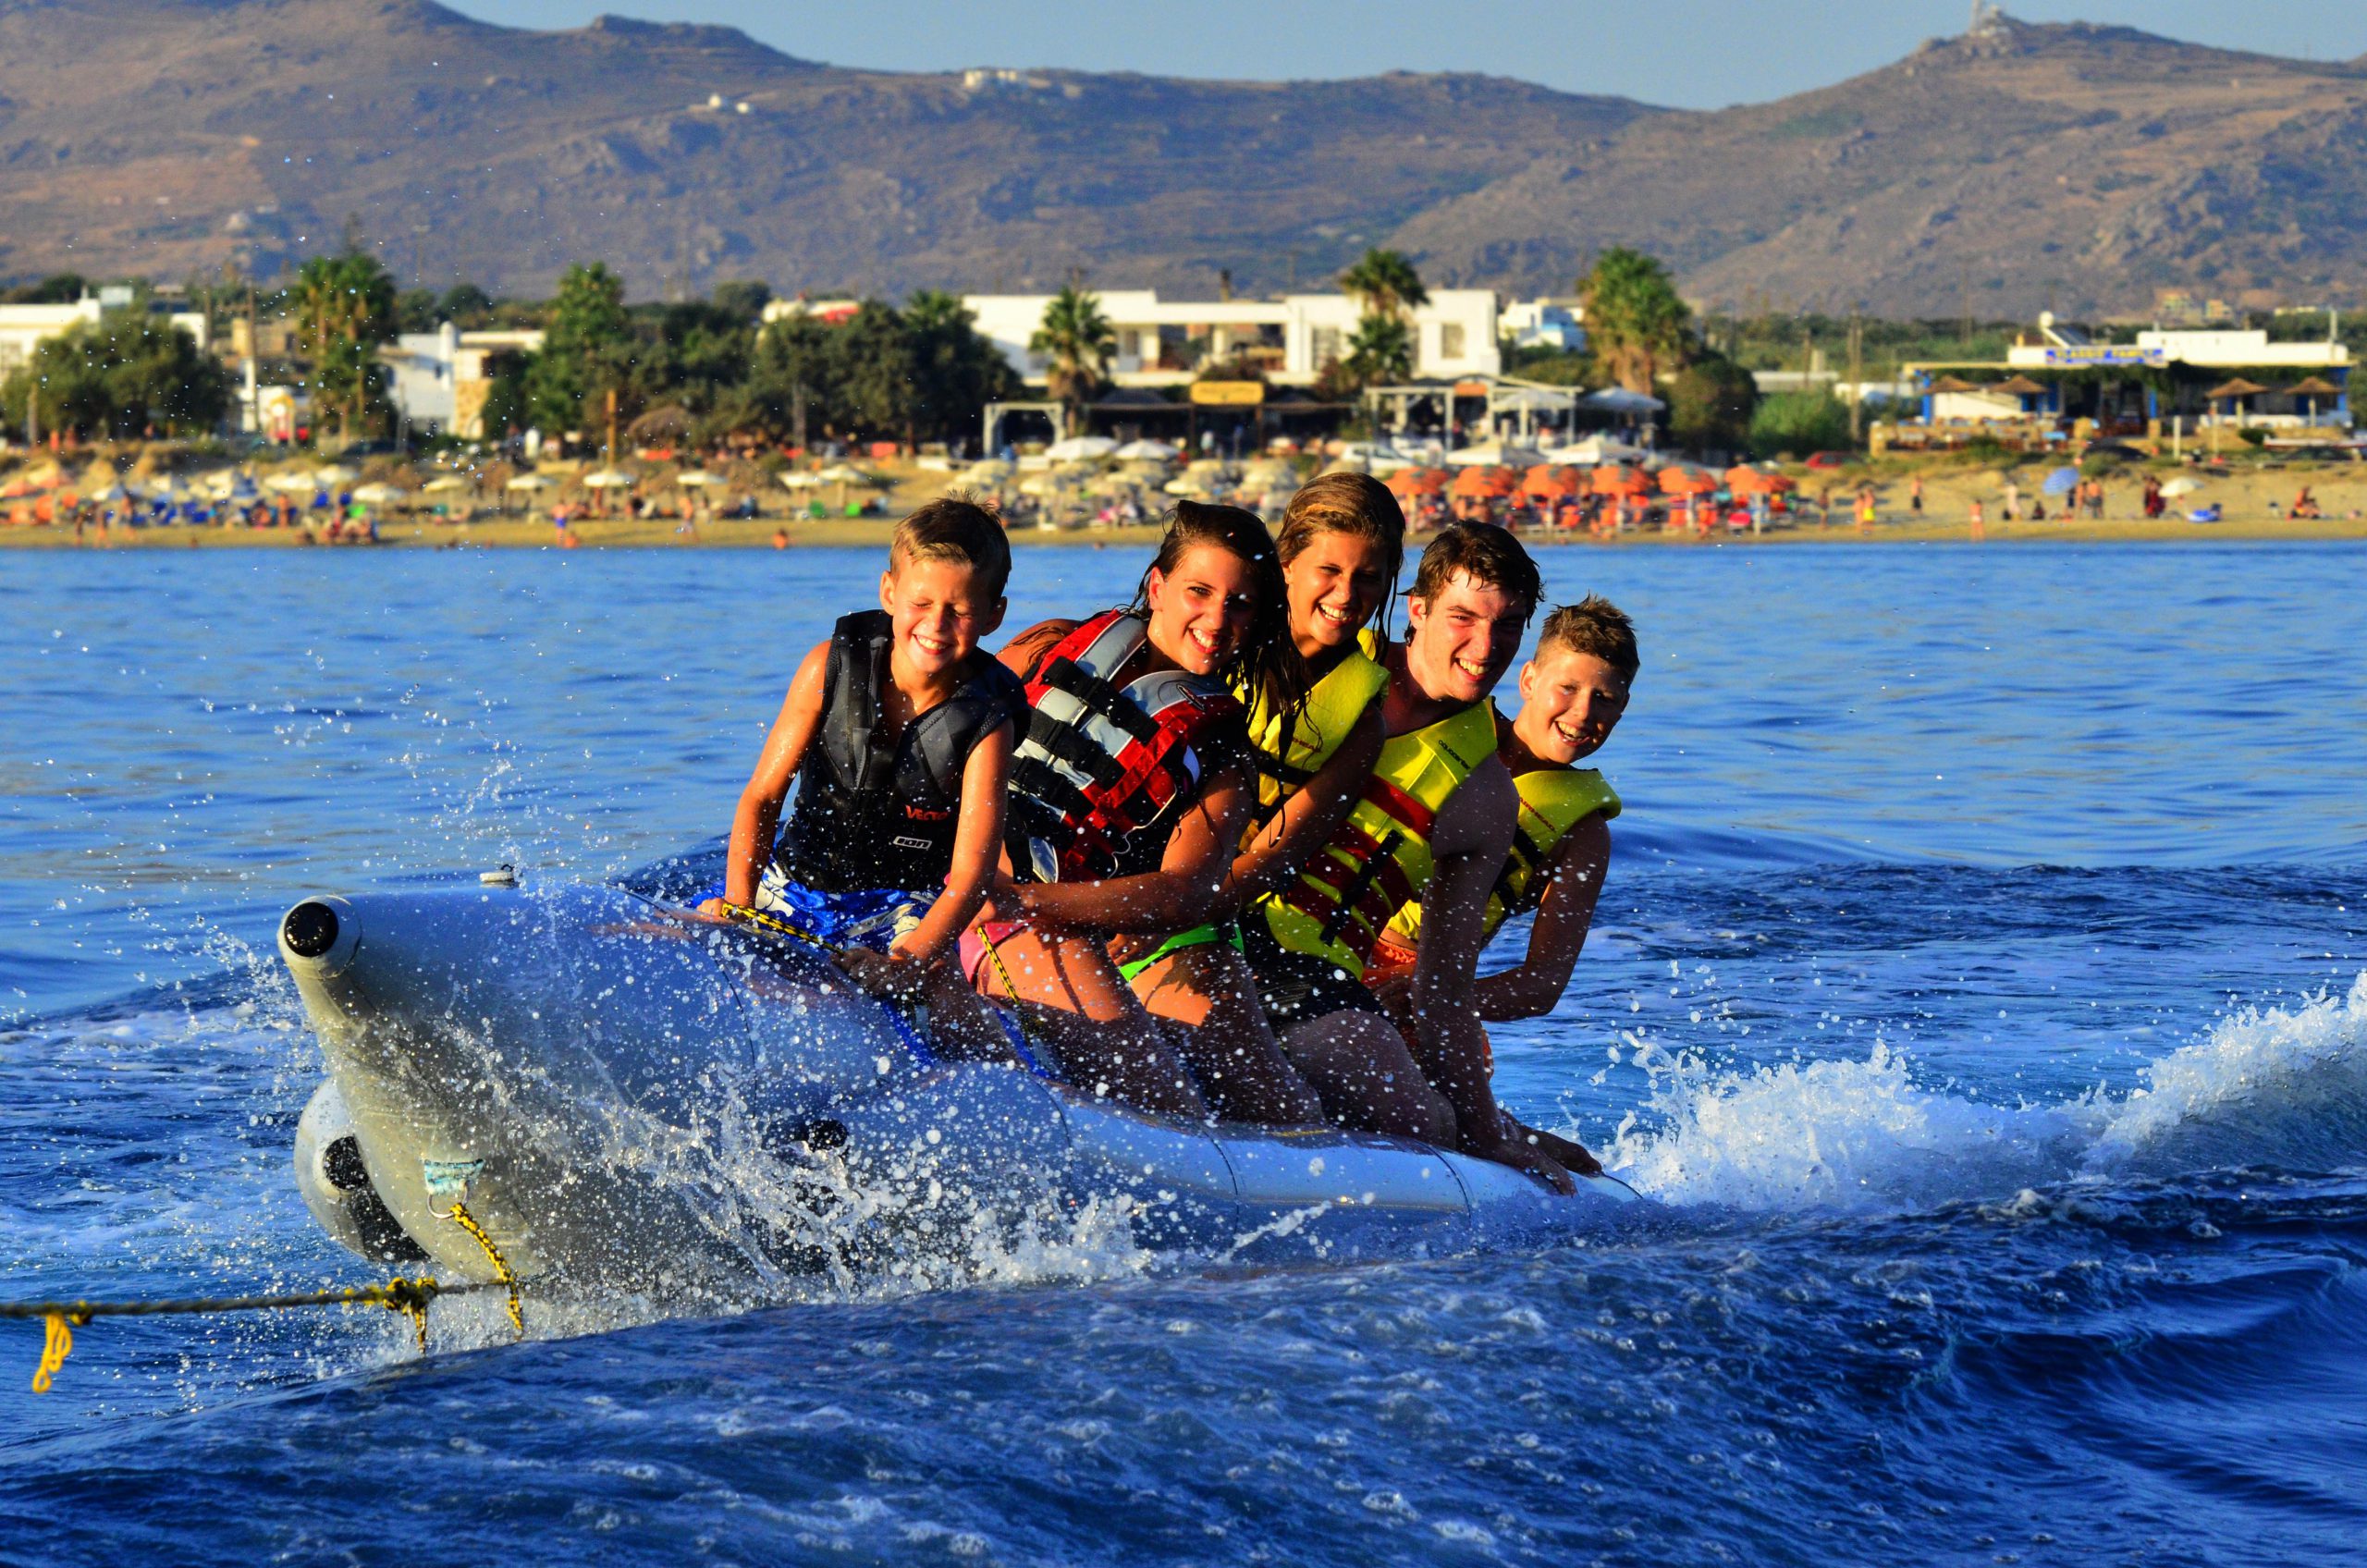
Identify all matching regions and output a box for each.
[703,497,1023,1008]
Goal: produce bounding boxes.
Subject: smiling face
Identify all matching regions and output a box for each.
[1404,570,1529,706]
[1143,541,1258,676]
[879,554,1004,680]
[1515,645,1628,765]
[1282,529,1393,660]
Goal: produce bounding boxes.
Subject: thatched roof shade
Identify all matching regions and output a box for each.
[1993,374,2048,396]
[1926,374,1979,393]
[2286,375,2342,397]
[2203,377,2269,400]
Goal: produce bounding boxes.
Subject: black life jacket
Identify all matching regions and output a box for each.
[1006,608,1244,884]
[774,609,1025,893]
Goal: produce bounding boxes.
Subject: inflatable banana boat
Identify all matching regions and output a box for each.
[279,876,1639,1308]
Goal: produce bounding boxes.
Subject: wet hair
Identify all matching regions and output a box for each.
[1535,595,1639,686]
[1132,500,1306,719]
[891,494,1012,600]
[1408,522,1542,624]
[1273,472,1407,638]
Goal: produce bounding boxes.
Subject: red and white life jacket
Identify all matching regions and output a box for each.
[1007,608,1242,883]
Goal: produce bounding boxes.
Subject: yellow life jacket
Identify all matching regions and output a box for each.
[1235,633,1390,826]
[1257,696,1499,979]
[1386,761,1620,949]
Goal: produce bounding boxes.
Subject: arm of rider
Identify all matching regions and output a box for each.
[1473,813,1612,1023]
[701,640,829,917]
[1409,757,1574,1194]
[889,719,1012,969]
[1215,705,1385,914]
[1012,765,1252,935]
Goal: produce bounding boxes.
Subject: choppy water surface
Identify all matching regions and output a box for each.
[4,543,2365,1565]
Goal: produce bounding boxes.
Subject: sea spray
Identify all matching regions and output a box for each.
[1604,974,2367,1214]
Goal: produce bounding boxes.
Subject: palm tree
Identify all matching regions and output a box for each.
[1338,249,1429,321]
[288,251,397,441]
[1029,284,1114,436]
[1344,313,1416,387]
[1577,247,1693,397]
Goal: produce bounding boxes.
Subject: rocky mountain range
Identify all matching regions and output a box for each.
[2,0,2362,316]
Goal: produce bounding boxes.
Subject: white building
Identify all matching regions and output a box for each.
[1501,298,1586,352]
[961,288,1502,388]
[383,324,546,439]
[0,297,210,377]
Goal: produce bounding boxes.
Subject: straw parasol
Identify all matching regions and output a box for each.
[1925,375,1980,394]
[2202,377,2268,401]
[1993,375,2047,398]
[2287,375,2340,423]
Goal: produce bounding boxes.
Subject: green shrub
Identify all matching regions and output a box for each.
[1748,392,1851,459]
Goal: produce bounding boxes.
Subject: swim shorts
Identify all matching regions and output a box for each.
[1236,918,1388,1031]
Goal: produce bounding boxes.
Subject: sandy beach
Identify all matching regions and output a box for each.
[6,452,2364,548]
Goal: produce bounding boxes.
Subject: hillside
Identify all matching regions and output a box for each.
[2,2,2364,315]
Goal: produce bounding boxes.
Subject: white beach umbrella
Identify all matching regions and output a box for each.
[421,474,471,494]
[1111,438,1179,461]
[2160,476,2204,498]
[506,473,556,492]
[1444,444,1546,469]
[779,472,822,490]
[350,483,405,506]
[674,470,721,487]
[1045,435,1119,461]
[264,472,316,494]
[582,470,633,488]
[312,465,359,487]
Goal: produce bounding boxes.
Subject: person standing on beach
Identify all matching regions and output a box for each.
[1909,476,1924,515]
[2003,480,2021,521]
[1968,496,1985,540]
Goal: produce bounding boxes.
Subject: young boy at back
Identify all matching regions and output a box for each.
[1368,595,1637,1171]
[703,497,1023,1002]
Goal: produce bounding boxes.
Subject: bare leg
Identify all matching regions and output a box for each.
[975,926,1208,1120]
[1277,1008,1457,1146]
[1127,944,1324,1125]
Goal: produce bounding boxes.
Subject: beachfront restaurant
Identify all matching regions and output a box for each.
[1894,313,2352,448]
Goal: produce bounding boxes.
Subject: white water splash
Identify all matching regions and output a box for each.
[1604,974,2367,1213]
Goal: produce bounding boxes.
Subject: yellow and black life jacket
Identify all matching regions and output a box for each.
[1386,761,1620,949]
[1257,698,1498,979]
[1235,631,1390,827]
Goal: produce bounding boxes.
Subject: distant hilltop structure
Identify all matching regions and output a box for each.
[1968,3,2013,39]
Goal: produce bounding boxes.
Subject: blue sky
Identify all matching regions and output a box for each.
[448,1,2367,109]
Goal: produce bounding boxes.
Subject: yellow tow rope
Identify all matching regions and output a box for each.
[5,1274,491,1394]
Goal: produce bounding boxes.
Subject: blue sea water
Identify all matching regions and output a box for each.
[3,541,2365,1565]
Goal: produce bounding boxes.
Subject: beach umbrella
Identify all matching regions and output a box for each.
[313,465,358,487]
[2042,466,2080,496]
[1111,438,1179,461]
[582,470,633,489]
[1162,474,1216,497]
[2287,375,2340,423]
[264,472,314,494]
[1045,435,1119,461]
[1582,386,1666,415]
[506,474,555,492]
[816,464,877,484]
[779,472,822,490]
[351,483,405,506]
[1450,466,1504,500]
[2160,476,2203,498]
[1658,467,1718,497]
[674,470,721,487]
[1591,464,1653,497]
[421,474,470,494]
[1522,465,1581,499]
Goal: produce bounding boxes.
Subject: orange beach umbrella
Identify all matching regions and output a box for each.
[1658,467,1718,496]
[1590,463,1652,497]
[1452,465,1516,499]
[1522,464,1581,499]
